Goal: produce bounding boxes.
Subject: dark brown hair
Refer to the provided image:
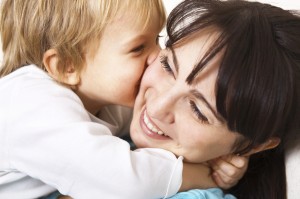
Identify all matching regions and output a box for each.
[166,0,300,198]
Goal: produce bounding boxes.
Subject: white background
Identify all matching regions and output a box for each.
[160,0,300,47]
[163,0,300,11]
[1,0,300,63]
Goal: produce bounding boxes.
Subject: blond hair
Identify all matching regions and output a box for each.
[0,0,166,79]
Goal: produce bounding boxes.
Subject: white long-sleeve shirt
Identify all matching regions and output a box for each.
[0,65,183,199]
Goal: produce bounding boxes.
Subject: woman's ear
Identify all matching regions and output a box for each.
[43,49,80,86]
[242,137,281,157]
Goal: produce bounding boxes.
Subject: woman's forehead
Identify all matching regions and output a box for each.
[170,32,224,80]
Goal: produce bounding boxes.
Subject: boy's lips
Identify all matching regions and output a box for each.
[139,109,170,140]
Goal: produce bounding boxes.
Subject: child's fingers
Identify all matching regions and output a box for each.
[213,161,240,183]
[209,155,249,189]
[223,155,248,169]
[212,171,236,190]
[211,172,226,188]
[209,159,237,188]
[214,168,236,184]
[211,158,241,178]
[216,155,249,178]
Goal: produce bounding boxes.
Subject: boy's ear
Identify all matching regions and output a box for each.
[242,137,281,157]
[43,49,80,86]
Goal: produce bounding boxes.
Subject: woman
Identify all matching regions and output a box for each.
[130,0,300,199]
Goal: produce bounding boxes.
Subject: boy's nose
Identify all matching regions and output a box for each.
[147,45,161,66]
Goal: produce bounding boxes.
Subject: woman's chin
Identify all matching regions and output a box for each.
[129,130,147,148]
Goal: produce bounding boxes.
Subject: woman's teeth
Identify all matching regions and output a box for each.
[143,112,168,136]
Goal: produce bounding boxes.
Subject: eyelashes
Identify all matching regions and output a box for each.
[159,53,209,124]
[131,35,162,54]
[159,54,173,75]
[190,101,209,123]
[130,45,145,53]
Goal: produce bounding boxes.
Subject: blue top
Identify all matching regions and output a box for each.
[168,188,237,199]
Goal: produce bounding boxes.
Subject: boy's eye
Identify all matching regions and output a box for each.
[189,100,209,124]
[159,55,175,77]
[130,45,145,53]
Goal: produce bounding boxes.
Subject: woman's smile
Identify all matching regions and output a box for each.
[140,109,170,140]
[130,32,241,163]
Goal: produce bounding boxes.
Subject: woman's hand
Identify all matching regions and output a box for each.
[209,155,249,189]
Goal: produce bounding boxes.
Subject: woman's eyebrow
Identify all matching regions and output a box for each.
[169,47,224,123]
[191,90,225,123]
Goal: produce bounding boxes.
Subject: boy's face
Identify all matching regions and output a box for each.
[77,11,162,114]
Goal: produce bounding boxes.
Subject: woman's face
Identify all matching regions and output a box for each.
[130,31,242,163]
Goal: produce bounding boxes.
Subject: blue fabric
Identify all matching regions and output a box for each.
[37,188,236,199]
[38,191,61,199]
[167,188,237,199]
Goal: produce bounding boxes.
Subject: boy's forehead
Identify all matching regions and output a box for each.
[100,12,161,49]
[111,10,162,32]
[112,1,165,31]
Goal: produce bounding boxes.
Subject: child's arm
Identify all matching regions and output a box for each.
[180,154,248,191]
[209,155,249,189]
[5,76,184,199]
[180,163,216,191]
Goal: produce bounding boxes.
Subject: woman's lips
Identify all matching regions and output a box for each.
[139,109,170,140]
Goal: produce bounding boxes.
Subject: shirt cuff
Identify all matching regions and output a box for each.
[164,156,184,198]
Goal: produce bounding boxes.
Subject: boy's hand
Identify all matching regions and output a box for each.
[208,155,249,189]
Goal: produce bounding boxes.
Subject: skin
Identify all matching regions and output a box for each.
[47,19,248,199]
[75,10,162,114]
[130,29,244,163]
[40,0,250,195]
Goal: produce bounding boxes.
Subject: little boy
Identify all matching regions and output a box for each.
[0,0,246,198]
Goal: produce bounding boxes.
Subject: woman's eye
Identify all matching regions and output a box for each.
[159,55,174,76]
[130,45,145,54]
[189,101,209,123]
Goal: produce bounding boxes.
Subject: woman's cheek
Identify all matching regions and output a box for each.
[140,63,159,87]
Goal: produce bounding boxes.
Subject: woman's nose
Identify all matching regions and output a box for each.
[147,89,175,124]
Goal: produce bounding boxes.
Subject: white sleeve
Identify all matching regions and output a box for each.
[95,105,133,137]
[6,78,182,199]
